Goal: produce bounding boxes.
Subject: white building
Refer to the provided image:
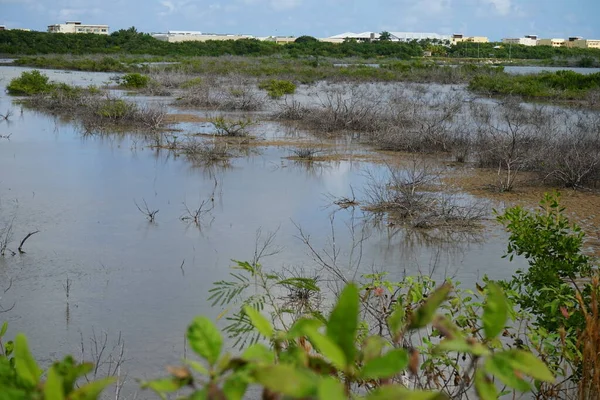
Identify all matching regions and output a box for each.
[502,35,538,46]
[388,32,452,42]
[152,31,255,43]
[47,21,109,34]
[324,31,452,43]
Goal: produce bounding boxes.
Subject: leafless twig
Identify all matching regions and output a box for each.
[18,230,39,253]
[134,198,159,222]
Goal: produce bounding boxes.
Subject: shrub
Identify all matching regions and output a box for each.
[211,116,254,137]
[258,79,296,98]
[497,193,592,332]
[180,77,203,89]
[95,99,135,119]
[6,70,54,95]
[120,72,149,88]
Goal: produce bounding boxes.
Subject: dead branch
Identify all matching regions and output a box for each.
[18,230,39,254]
[134,198,159,222]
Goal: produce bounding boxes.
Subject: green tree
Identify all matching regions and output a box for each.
[294,35,318,43]
[379,31,392,41]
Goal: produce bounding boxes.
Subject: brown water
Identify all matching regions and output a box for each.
[0,67,524,397]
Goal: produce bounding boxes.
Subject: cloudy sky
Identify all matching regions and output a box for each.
[1,0,598,40]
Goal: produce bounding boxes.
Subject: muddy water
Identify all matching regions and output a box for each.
[0,67,524,396]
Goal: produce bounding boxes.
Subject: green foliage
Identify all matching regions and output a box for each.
[179,77,203,89]
[120,72,149,88]
[145,279,554,399]
[210,117,255,137]
[379,31,392,41]
[6,70,54,95]
[497,192,592,331]
[0,323,114,398]
[469,70,600,99]
[258,79,297,98]
[95,99,135,119]
[496,191,599,391]
[295,35,319,43]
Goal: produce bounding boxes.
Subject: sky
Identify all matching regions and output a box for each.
[1,0,599,41]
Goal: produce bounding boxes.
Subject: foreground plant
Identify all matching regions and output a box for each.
[144,281,554,399]
[0,322,115,398]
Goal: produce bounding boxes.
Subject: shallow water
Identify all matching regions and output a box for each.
[0,67,525,397]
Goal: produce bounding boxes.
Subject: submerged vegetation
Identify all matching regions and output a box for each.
[8,70,167,132]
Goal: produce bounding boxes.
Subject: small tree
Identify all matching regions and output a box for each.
[379,31,392,41]
[294,35,318,44]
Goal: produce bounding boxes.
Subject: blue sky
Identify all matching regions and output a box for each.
[1,0,599,40]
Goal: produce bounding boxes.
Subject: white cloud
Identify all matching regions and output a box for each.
[160,0,176,14]
[483,0,511,16]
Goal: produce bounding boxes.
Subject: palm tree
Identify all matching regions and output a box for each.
[379,31,392,41]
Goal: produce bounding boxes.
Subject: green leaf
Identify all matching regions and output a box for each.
[361,336,387,363]
[475,370,498,400]
[242,343,275,364]
[142,378,185,395]
[304,327,346,371]
[408,284,452,330]
[4,340,13,357]
[44,367,65,400]
[483,283,508,340]
[287,318,323,339]
[0,322,7,337]
[223,371,250,400]
[69,377,115,400]
[317,377,346,400]
[360,349,409,380]
[485,353,531,392]
[187,317,223,365]
[243,305,274,338]
[254,364,318,398]
[14,334,42,387]
[183,359,209,375]
[387,303,405,337]
[188,389,208,400]
[435,339,490,357]
[326,284,359,366]
[277,278,320,292]
[366,385,449,400]
[501,350,554,382]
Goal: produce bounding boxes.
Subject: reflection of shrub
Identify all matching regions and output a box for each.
[258,79,296,98]
[7,70,53,95]
[120,73,149,88]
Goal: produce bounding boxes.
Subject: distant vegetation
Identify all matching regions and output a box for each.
[2,28,600,63]
[470,70,600,99]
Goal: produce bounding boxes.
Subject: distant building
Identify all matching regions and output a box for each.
[152,31,255,42]
[537,38,566,47]
[390,32,453,42]
[565,37,600,49]
[502,35,538,46]
[326,32,380,42]
[452,34,489,44]
[261,36,297,44]
[47,21,109,34]
[0,26,6,31]
[324,31,453,43]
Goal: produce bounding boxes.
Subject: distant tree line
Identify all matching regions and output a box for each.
[0,28,599,61]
